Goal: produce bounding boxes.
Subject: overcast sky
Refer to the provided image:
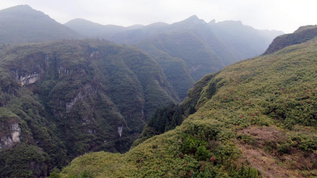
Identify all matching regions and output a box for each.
[0,0,316,33]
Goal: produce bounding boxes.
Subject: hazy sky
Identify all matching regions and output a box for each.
[0,0,316,33]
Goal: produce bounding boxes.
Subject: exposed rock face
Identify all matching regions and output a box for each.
[0,121,21,150]
[18,73,39,86]
[10,123,20,142]
[117,125,123,137]
[66,84,97,112]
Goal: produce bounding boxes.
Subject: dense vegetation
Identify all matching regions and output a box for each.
[0,40,179,177]
[133,72,218,147]
[3,4,315,177]
[60,34,317,177]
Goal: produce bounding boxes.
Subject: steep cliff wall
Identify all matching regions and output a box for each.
[0,39,179,177]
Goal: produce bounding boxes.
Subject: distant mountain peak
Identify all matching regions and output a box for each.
[187,15,199,20]
[0,4,49,19]
[209,19,216,24]
[172,15,206,27]
[7,4,32,10]
[0,4,81,44]
[1,4,37,13]
[183,15,205,24]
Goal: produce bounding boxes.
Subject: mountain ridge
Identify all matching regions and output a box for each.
[0,5,82,44]
[264,25,317,55]
[0,4,283,102]
[65,16,282,101]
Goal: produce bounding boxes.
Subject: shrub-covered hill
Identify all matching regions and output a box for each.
[0,40,179,177]
[60,36,317,177]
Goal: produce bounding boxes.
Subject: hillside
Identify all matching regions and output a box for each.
[66,16,282,100]
[264,25,317,55]
[60,33,317,177]
[0,5,81,44]
[0,40,179,177]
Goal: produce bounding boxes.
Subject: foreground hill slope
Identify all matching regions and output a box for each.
[0,40,178,177]
[0,5,81,44]
[61,35,317,177]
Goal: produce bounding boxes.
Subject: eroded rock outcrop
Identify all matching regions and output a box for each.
[66,84,97,112]
[0,119,21,150]
[18,73,39,86]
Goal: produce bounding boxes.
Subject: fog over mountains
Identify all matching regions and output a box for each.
[0,5,283,101]
[0,5,82,44]
[1,4,304,178]
[65,14,282,99]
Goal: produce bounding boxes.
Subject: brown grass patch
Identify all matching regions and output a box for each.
[236,125,316,177]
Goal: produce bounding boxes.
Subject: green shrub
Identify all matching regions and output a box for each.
[277,142,291,154]
[48,173,61,178]
[229,164,259,178]
[299,137,317,151]
[181,134,205,155]
[236,134,256,145]
[195,145,210,161]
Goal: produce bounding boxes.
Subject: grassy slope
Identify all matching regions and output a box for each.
[61,37,317,177]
